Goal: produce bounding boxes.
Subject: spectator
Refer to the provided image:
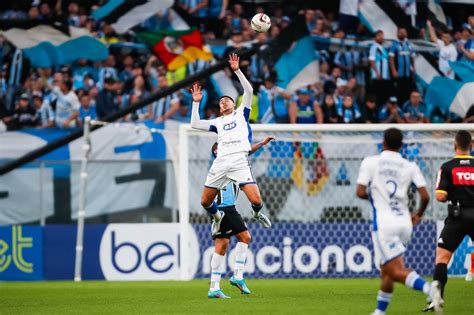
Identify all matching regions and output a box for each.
[459,24,474,64]
[98,55,119,90]
[68,2,81,26]
[39,2,53,20]
[362,95,379,123]
[323,67,342,95]
[28,6,40,20]
[427,20,458,79]
[320,94,339,124]
[402,90,429,123]
[96,77,119,119]
[289,89,323,124]
[369,30,391,106]
[120,55,135,83]
[258,73,291,123]
[130,75,150,121]
[457,23,471,47]
[378,96,404,123]
[337,95,362,123]
[32,93,54,128]
[339,0,360,35]
[98,24,120,45]
[305,10,317,34]
[53,80,80,128]
[389,27,416,104]
[78,93,97,126]
[151,76,181,123]
[11,93,36,129]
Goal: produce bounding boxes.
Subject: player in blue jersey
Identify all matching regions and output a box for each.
[208,135,274,299]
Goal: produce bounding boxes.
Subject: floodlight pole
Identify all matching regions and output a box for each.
[74,116,92,282]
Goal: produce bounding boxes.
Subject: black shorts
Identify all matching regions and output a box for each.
[438,213,474,253]
[212,206,248,240]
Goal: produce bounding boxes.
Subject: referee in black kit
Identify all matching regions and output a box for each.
[424,130,474,312]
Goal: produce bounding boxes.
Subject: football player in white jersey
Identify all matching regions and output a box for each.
[356,128,443,315]
[190,53,271,235]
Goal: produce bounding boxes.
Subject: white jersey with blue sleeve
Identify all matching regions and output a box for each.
[191,69,253,158]
[357,150,426,228]
[357,150,427,265]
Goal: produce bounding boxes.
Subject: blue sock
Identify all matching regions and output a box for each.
[252,203,263,213]
[376,290,392,313]
[405,271,430,294]
[204,202,218,215]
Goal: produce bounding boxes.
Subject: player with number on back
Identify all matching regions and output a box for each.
[189,53,271,237]
[356,128,443,315]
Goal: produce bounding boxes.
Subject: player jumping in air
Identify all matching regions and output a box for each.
[356,128,443,315]
[190,53,271,236]
[208,136,274,299]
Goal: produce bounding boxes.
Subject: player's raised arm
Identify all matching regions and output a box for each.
[190,83,213,132]
[229,53,253,111]
[250,136,275,155]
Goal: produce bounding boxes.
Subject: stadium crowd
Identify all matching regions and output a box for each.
[0,0,473,131]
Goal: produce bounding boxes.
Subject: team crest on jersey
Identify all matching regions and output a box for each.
[223,121,237,131]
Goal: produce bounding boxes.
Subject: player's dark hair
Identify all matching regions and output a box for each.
[455,130,472,151]
[374,30,383,36]
[218,95,235,104]
[384,128,403,151]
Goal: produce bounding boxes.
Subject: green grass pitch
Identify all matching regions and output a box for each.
[0,278,472,314]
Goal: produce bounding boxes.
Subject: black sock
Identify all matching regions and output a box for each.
[252,203,263,213]
[433,263,448,298]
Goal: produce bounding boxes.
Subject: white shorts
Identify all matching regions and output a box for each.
[205,152,255,190]
[371,222,412,266]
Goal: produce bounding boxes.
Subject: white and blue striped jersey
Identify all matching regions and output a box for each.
[357,151,426,231]
[216,182,239,208]
[389,39,416,78]
[191,69,253,158]
[369,42,390,80]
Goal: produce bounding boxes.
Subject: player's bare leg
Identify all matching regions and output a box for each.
[372,256,442,314]
[201,186,224,235]
[230,231,252,294]
[209,238,230,298]
[240,183,271,227]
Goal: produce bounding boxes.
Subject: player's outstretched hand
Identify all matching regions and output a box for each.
[190,83,202,102]
[229,53,240,72]
[262,136,276,145]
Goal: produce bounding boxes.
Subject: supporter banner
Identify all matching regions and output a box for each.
[0,124,171,224]
[194,222,438,279]
[0,20,108,68]
[42,223,199,280]
[0,225,43,281]
[1,223,467,281]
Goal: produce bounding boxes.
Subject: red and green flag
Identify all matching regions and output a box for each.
[138,29,212,70]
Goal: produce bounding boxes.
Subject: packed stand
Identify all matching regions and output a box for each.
[0,1,473,131]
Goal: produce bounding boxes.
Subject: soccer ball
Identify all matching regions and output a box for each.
[251,13,271,33]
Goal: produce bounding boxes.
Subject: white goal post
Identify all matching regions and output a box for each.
[178,123,474,280]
